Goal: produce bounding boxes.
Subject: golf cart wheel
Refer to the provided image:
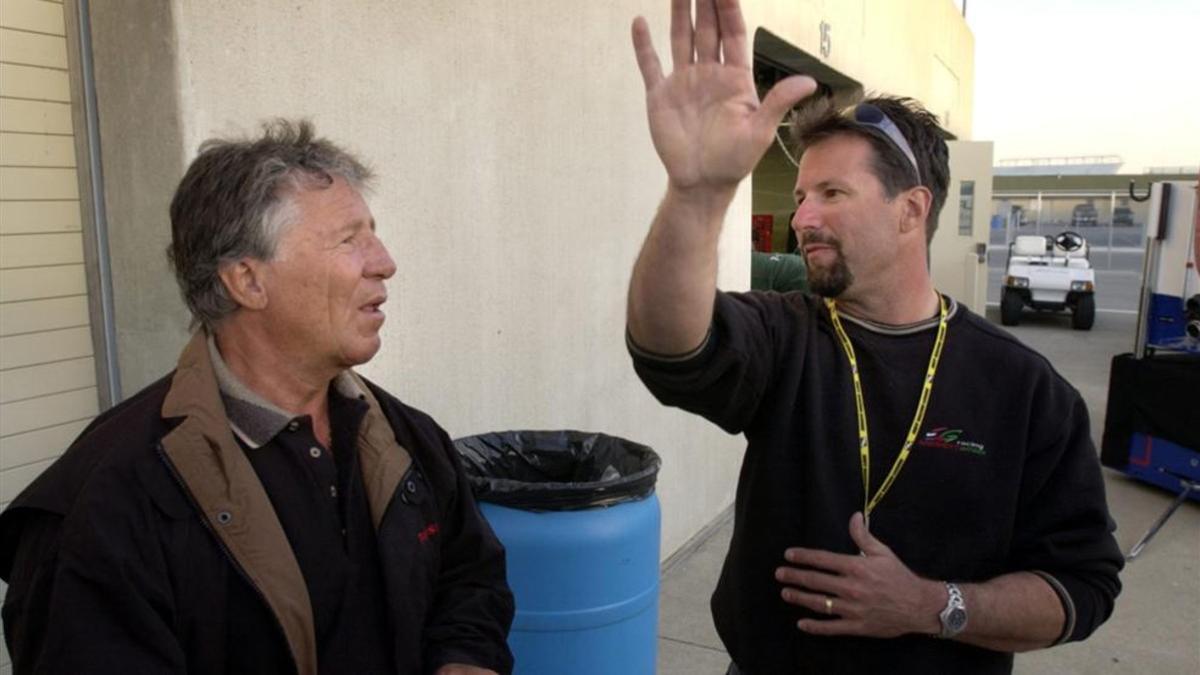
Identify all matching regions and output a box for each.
[1072,294,1095,330]
[1000,288,1023,326]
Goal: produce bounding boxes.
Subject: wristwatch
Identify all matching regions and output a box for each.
[938,582,968,638]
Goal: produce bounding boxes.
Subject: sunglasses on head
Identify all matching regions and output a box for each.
[851,103,921,184]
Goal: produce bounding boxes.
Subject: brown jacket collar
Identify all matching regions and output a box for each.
[159,331,411,675]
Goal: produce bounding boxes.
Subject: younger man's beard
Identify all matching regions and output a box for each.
[801,233,854,297]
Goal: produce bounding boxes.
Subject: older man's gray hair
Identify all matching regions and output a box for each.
[166,119,374,330]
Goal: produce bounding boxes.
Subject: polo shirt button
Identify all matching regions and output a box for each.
[287,420,300,432]
[309,447,322,458]
[330,485,338,498]
[405,480,417,494]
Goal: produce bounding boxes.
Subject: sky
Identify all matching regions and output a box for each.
[962,0,1198,173]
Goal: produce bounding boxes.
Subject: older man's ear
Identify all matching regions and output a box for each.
[218,259,269,311]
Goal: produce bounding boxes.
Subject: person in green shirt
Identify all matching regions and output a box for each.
[751,211,808,292]
[750,249,808,292]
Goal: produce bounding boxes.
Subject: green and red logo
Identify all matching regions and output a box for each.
[918,427,986,456]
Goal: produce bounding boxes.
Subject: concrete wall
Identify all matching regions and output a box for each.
[88,0,741,559]
[89,0,190,392]
[930,140,994,313]
[85,0,974,560]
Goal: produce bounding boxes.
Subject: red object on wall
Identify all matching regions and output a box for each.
[752,214,774,252]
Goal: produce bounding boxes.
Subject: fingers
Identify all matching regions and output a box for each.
[694,0,720,63]
[756,74,818,130]
[670,0,694,68]
[848,511,892,557]
[661,0,752,68]
[632,17,665,90]
[783,545,857,574]
[716,0,748,67]
[797,617,864,636]
[781,583,868,634]
[776,565,855,599]
[779,586,854,616]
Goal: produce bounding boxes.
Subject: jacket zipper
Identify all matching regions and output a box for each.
[155,442,303,674]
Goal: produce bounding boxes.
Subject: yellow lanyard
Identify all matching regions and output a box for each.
[824,294,949,526]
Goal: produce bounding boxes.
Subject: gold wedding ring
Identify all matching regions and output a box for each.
[824,597,834,615]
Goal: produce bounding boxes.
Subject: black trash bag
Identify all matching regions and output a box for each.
[453,430,661,511]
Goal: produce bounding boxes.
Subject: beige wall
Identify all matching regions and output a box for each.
[88,0,746,562]
[89,0,190,393]
[73,0,975,566]
[931,140,994,314]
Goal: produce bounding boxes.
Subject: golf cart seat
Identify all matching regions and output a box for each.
[1013,235,1048,257]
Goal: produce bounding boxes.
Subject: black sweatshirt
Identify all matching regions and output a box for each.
[630,291,1122,674]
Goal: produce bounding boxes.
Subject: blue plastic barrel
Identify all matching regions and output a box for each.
[480,495,661,675]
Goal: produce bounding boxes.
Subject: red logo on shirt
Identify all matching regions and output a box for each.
[417,523,440,543]
[917,427,987,456]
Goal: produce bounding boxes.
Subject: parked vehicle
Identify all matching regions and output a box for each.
[1113,206,1135,227]
[1001,232,1096,330]
[1070,203,1098,228]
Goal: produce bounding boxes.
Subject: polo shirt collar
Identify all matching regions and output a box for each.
[206,333,366,448]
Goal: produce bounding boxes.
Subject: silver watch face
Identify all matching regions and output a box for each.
[946,607,968,632]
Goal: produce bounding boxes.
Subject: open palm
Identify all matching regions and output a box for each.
[633,0,816,192]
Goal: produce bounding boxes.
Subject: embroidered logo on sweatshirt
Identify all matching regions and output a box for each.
[417,522,440,543]
[917,427,986,456]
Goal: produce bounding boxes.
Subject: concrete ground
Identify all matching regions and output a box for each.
[656,307,1200,674]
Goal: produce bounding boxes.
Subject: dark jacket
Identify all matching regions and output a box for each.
[0,333,514,675]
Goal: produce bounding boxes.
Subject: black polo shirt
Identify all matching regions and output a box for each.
[209,339,394,673]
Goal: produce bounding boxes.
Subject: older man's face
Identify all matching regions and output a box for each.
[261,177,396,373]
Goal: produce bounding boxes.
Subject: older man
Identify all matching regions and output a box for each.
[626,1,1122,673]
[0,121,513,675]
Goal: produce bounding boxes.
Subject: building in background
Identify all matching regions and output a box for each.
[995,155,1126,177]
[0,4,976,671]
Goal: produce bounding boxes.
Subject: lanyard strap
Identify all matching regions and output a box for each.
[824,294,949,522]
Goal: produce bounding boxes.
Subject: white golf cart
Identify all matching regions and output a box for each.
[1001,231,1096,330]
